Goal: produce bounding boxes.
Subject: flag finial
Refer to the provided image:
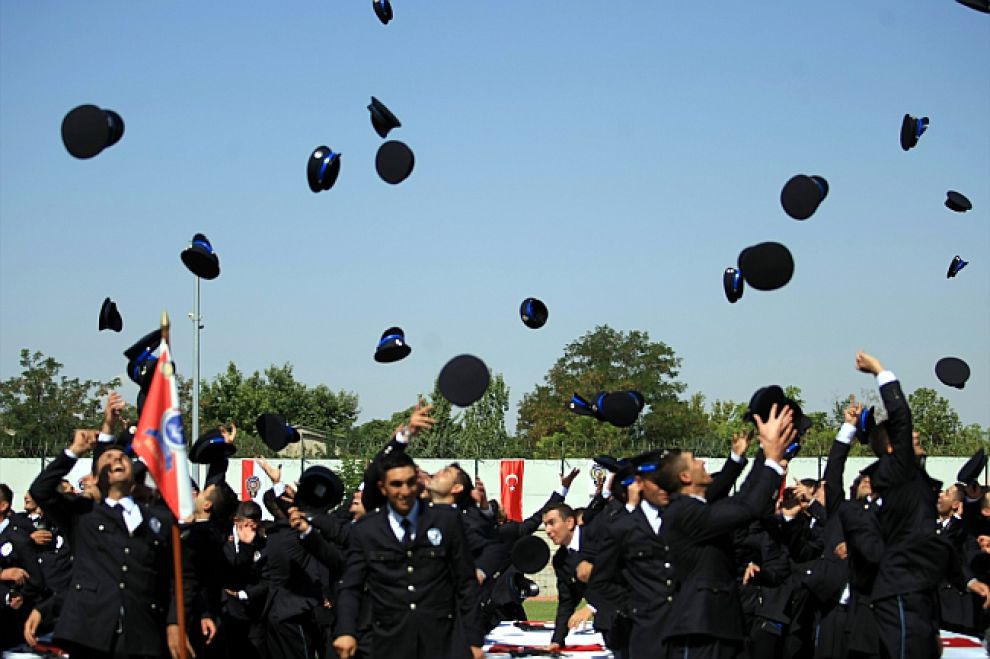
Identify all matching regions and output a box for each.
[161,310,170,346]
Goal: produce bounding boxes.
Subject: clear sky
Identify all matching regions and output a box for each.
[1,1,988,433]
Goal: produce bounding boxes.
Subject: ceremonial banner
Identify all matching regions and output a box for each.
[131,340,195,520]
[499,459,524,522]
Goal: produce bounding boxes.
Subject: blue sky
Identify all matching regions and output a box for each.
[2,1,988,433]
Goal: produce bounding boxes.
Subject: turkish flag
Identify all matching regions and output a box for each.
[500,459,525,522]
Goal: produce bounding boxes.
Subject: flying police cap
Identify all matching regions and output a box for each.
[296,466,345,512]
[374,326,412,363]
[957,448,987,485]
[61,104,125,159]
[947,255,969,279]
[723,267,744,303]
[368,97,401,138]
[373,0,393,24]
[180,233,220,280]
[738,242,794,291]
[781,174,829,220]
[935,357,970,389]
[375,140,415,185]
[189,429,236,465]
[900,114,929,151]
[438,355,490,407]
[99,297,123,333]
[255,413,301,452]
[599,391,645,428]
[511,535,551,574]
[520,298,549,329]
[945,191,972,213]
[744,385,787,423]
[307,146,341,193]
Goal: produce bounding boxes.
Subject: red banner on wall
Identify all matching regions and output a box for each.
[500,459,525,522]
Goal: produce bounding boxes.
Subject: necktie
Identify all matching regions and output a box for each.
[400,518,413,548]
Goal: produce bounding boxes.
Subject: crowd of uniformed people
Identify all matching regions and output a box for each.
[1,351,988,659]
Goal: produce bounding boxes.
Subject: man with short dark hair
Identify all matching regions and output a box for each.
[543,502,595,653]
[658,402,794,659]
[333,450,483,659]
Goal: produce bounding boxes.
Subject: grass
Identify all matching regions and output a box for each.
[523,598,558,621]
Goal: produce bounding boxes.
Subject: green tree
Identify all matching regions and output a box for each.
[460,373,510,459]
[909,387,963,454]
[0,349,120,457]
[197,361,359,456]
[517,325,685,453]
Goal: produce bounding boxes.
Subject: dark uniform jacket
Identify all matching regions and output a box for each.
[263,518,341,623]
[661,460,782,643]
[335,500,482,659]
[550,525,593,646]
[869,379,945,600]
[29,451,184,656]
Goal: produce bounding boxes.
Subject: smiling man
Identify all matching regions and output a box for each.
[27,392,202,659]
[333,451,483,659]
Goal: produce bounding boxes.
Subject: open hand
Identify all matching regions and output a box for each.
[855,351,884,376]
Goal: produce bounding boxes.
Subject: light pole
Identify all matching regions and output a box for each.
[180,233,220,482]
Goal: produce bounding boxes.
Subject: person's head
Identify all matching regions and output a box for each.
[233,500,262,533]
[427,462,473,507]
[542,503,576,547]
[94,446,134,497]
[938,485,964,517]
[58,479,76,495]
[638,467,671,509]
[0,484,13,519]
[23,491,38,514]
[196,482,238,524]
[851,474,872,500]
[378,452,419,516]
[657,450,710,494]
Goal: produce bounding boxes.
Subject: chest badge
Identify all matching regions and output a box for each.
[427,527,443,546]
[0,542,11,557]
[148,517,162,534]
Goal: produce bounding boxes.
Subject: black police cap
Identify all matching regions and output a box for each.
[61,104,124,159]
[855,406,877,445]
[599,391,645,428]
[956,0,989,13]
[438,355,490,407]
[592,455,627,473]
[255,413,301,452]
[737,242,794,291]
[945,191,972,213]
[189,429,236,465]
[935,357,970,389]
[368,97,401,138]
[520,298,549,329]
[307,146,341,193]
[781,174,829,220]
[296,466,345,512]
[373,0,393,24]
[180,233,220,280]
[723,267,744,303]
[947,255,969,279]
[511,535,551,574]
[375,140,415,185]
[374,326,412,363]
[744,385,787,423]
[900,114,929,151]
[99,297,123,333]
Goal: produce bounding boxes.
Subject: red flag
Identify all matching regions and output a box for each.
[500,459,525,522]
[241,460,255,502]
[131,340,194,520]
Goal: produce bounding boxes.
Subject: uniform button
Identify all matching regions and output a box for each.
[124,548,130,554]
[632,608,638,614]
[38,557,43,564]
[75,584,81,590]
[122,565,128,572]
[407,585,415,592]
[119,582,125,589]
[666,580,672,586]
[407,551,413,558]
[151,603,157,611]
[805,569,812,575]
[664,562,671,568]
[407,566,414,573]
[409,603,417,610]
[98,524,105,531]
[666,596,673,602]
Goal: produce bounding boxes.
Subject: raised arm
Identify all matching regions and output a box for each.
[823,396,859,516]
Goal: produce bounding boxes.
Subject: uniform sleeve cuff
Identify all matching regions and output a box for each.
[836,423,857,445]
[556,486,569,498]
[64,448,80,459]
[764,459,785,476]
[876,371,897,387]
[730,452,744,464]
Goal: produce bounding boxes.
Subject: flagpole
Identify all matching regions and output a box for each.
[162,310,190,659]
